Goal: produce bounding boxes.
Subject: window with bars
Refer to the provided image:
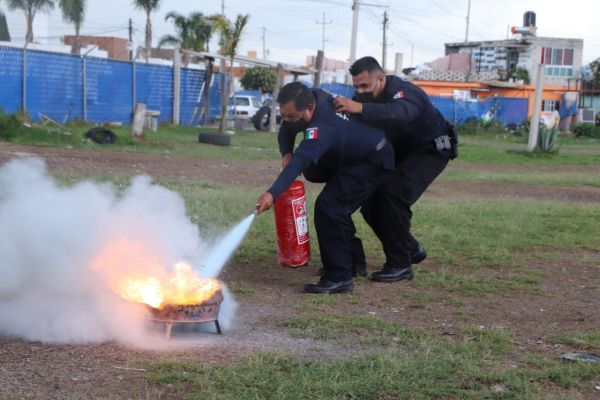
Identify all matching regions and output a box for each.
[541,100,560,112]
[541,47,574,77]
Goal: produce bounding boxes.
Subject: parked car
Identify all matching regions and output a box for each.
[227,95,262,119]
[251,98,282,131]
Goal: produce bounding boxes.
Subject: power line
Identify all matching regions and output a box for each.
[316,12,332,53]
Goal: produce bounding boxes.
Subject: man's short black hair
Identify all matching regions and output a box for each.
[277,81,315,111]
[349,56,383,76]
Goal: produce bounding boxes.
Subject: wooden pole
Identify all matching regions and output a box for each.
[270,63,283,133]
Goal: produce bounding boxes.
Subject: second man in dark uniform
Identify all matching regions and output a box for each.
[334,56,457,283]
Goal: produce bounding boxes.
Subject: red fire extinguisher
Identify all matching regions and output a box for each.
[273,180,311,268]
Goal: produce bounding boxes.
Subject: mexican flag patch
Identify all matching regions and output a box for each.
[304,127,319,140]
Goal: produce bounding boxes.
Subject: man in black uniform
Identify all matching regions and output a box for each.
[333,56,457,283]
[255,81,394,294]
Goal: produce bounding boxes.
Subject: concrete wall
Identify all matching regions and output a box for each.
[445,36,584,86]
[63,35,129,60]
[525,37,584,85]
[414,80,574,118]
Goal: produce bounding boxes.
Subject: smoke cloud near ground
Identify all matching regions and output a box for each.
[0,157,238,347]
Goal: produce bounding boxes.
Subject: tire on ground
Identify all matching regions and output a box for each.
[252,106,271,131]
[85,127,117,145]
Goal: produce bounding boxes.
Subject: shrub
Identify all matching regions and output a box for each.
[572,123,600,138]
[0,110,21,140]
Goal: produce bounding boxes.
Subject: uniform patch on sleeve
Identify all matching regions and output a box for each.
[393,91,405,99]
[304,127,319,140]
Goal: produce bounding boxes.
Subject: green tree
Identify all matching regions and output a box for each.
[59,0,85,55]
[132,0,161,61]
[240,66,276,93]
[589,58,600,86]
[218,13,249,134]
[158,11,212,66]
[7,0,55,43]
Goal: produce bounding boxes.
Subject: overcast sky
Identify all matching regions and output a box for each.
[3,0,599,67]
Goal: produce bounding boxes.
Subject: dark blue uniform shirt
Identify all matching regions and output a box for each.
[269,89,394,200]
[360,75,451,158]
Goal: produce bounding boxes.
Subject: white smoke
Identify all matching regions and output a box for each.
[0,157,238,346]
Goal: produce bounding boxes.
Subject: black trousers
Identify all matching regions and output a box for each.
[312,161,390,282]
[303,166,367,270]
[361,150,449,267]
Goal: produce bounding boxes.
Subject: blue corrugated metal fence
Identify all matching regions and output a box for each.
[0,45,529,126]
[0,45,225,125]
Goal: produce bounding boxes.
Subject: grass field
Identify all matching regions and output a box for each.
[1,119,600,399]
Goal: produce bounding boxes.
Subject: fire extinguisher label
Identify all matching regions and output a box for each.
[291,196,309,244]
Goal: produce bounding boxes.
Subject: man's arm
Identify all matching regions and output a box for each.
[360,98,421,125]
[278,124,296,156]
[256,154,312,214]
[334,94,422,125]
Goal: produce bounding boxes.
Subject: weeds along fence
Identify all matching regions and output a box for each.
[0,45,227,126]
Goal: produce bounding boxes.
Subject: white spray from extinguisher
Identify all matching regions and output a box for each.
[199,213,255,278]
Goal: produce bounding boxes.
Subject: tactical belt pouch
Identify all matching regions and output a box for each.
[447,125,458,159]
[433,125,458,160]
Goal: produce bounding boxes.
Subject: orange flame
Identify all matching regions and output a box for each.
[114,262,221,309]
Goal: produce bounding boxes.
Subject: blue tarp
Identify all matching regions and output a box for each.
[430,97,528,126]
[304,81,529,126]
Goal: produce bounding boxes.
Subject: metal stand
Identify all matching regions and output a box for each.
[161,319,222,340]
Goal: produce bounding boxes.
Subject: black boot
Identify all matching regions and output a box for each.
[304,278,354,294]
[411,244,427,264]
[371,266,413,283]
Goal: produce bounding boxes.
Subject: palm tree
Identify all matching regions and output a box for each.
[7,0,55,43]
[218,14,249,134]
[132,0,161,61]
[0,7,11,42]
[158,11,212,66]
[59,0,85,55]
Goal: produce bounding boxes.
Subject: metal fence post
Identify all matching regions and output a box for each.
[82,47,97,122]
[173,47,181,125]
[22,42,28,116]
[82,55,87,122]
[132,59,136,119]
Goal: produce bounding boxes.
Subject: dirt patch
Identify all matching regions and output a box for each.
[0,142,279,187]
[429,180,600,203]
[1,143,599,399]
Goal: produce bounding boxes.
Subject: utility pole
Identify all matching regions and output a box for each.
[382,11,388,70]
[316,13,332,54]
[349,0,359,67]
[221,0,225,16]
[128,18,133,61]
[261,27,266,59]
[465,0,471,42]
[410,43,414,67]
[528,63,545,152]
